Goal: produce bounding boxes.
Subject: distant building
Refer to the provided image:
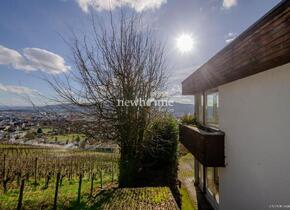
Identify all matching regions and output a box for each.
[0,131,4,140]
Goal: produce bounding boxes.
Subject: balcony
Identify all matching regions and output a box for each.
[179,124,225,167]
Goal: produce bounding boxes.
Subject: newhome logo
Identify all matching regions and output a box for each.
[117,98,174,107]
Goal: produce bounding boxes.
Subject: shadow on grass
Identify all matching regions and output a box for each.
[65,188,117,210]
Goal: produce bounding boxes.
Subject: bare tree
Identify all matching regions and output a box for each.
[48,12,167,186]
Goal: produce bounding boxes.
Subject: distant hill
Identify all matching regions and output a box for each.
[0,105,35,112]
[170,102,194,118]
[0,104,80,113]
[0,102,195,118]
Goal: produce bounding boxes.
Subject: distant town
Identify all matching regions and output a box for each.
[0,102,194,149]
[0,108,112,150]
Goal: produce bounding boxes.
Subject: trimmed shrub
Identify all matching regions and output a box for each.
[137,115,181,207]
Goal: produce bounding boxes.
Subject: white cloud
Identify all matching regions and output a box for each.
[225,32,237,43]
[162,84,194,105]
[0,45,70,74]
[223,0,237,9]
[168,65,200,85]
[22,48,70,74]
[166,84,181,97]
[170,95,194,104]
[0,83,38,95]
[77,0,167,13]
[0,45,33,71]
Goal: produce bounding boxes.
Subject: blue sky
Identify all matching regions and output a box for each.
[0,0,280,106]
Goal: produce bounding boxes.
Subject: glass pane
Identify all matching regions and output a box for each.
[198,162,204,187]
[206,92,219,127]
[206,167,220,203]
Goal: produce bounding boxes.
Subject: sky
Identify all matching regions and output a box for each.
[0,0,280,106]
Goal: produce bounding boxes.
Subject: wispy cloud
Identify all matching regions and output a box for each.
[0,45,70,74]
[166,84,182,97]
[225,32,237,43]
[223,0,237,9]
[169,66,200,85]
[77,0,167,13]
[170,95,194,104]
[160,84,194,105]
[0,83,39,95]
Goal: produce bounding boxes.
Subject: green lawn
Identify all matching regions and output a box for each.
[30,127,86,143]
[179,153,197,210]
[84,187,178,210]
[48,133,86,143]
[181,185,196,210]
[0,181,179,210]
[42,128,53,134]
[0,176,114,210]
[179,153,195,180]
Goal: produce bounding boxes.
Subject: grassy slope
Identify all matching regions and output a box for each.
[179,153,197,210]
[33,127,86,143]
[0,176,114,210]
[88,187,178,210]
[180,185,195,210]
[0,183,178,210]
[47,133,86,143]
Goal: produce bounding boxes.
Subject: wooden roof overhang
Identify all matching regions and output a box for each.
[182,0,290,95]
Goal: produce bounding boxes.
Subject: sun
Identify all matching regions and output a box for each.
[176,34,194,53]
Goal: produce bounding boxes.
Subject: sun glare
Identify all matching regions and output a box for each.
[176,34,194,53]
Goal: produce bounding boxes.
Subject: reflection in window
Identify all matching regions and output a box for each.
[206,92,219,127]
[206,167,219,203]
[198,162,204,187]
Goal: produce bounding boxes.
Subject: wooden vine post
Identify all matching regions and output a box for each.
[34,157,38,185]
[53,172,61,210]
[17,178,25,210]
[90,173,95,197]
[100,169,103,189]
[77,173,83,204]
[111,161,114,183]
[2,154,8,193]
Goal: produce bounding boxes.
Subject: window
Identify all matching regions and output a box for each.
[205,91,219,127]
[206,167,220,203]
[198,162,204,188]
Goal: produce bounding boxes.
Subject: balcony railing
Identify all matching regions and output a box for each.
[179,124,225,167]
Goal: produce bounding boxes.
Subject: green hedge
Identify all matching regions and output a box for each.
[136,115,181,207]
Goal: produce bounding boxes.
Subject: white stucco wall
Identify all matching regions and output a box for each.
[218,63,290,210]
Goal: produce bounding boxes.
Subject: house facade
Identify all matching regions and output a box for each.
[180,1,290,209]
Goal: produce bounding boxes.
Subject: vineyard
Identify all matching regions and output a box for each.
[0,144,119,210]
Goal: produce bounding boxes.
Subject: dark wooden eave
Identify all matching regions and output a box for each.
[182,0,290,95]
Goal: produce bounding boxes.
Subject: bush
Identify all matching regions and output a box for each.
[137,115,181,207]
[75,135,81,142]
[37,128,43,134]
[180,114,196,125]
[143,115,178,165]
